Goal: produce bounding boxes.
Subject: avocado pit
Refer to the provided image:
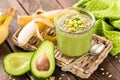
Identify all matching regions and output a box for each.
[36,55,50,71]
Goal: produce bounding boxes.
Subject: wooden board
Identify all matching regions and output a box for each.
[0,0,120,80]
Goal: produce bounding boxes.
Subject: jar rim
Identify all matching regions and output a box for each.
[54,7,95,35]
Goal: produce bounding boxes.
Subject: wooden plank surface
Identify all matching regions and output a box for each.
[0,0,30,79]
[56,0,79,8]
[0,0,120,80]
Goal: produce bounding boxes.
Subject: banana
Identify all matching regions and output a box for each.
[0,13,7,25]
[17,9,61,27]
[0,6,16,44]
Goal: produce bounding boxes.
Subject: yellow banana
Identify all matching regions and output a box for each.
[0,13,7,25]
[0,6,16,44]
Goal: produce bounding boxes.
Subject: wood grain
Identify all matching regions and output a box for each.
[17,0,62,14]
[56,0,79,8]
[0,0,29,79]
[17,0,41,15]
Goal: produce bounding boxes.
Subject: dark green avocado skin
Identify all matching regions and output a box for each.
[30,40,55,79]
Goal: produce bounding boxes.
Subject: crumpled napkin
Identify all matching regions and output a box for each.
[74,0,120,56]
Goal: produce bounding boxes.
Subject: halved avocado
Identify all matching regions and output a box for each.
[30,40,55,79]
[3,52,34,76]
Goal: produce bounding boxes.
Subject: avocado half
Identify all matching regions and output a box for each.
[3,52,34,76]
[30,40,55,79]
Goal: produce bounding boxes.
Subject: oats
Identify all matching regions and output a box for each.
[102,72,105,75]
[119,60,120,63]
[59,77,62,80]
[106,72,109,74]
[9,76,11,79]
[61,74,65,76]
[115,56,118,58]
[100,68,104,71]
[108,75,112,78]
[67,77,71,80]
[48,77,55,80]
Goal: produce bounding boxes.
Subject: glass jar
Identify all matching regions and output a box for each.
[54,7,95,57]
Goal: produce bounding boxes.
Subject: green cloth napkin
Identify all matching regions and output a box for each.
[74,0,120,56]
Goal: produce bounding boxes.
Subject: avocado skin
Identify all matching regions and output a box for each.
[30,40,55,79]
[3,52,34,76]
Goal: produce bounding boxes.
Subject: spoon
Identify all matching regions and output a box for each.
[90,43,105,55]
[62,43,105,71]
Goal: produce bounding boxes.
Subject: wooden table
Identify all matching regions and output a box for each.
[0,0,120,80]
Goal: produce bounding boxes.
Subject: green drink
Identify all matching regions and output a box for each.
[54,7,95,57]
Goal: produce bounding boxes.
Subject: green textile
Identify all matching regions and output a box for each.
[74,0,120,56]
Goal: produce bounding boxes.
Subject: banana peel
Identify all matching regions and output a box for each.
[43,26,57,42]
[17,9,61,27]
[33,14,54,28]
[0,13,7,25]
[0,6,16,44]
[17,9,60,42]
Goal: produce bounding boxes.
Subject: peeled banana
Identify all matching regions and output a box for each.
[0,6,16,44]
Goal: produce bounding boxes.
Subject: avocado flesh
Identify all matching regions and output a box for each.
[31,40,55,79]
[3,52,34,76]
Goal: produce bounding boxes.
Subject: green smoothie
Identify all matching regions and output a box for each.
[54,7,95,57]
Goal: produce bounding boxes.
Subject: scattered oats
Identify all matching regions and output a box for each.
[48,77,55,80]
[59,77,62,80]
[108,74,112,78]
[12,79,15,80]
[102,72,105,75]
[61,74,65,76]
[9,76,12,79]
[115,56,118,58]
[100,68,104,71]
[106,72,109,75]
[67,77,70,80]
[119,60,120,63]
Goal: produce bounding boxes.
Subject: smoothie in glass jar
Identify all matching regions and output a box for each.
[54,7,95,57]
